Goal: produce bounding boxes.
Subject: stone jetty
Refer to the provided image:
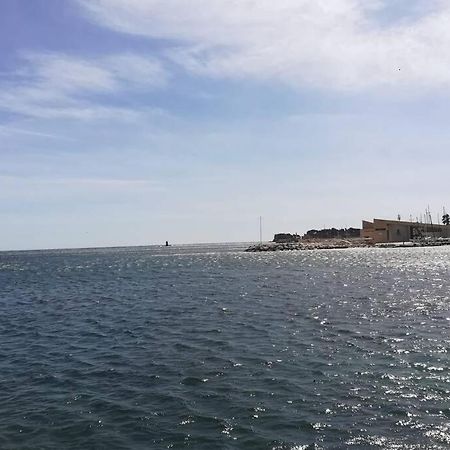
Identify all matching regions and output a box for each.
[245,238,372,252]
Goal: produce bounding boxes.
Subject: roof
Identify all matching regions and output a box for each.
[366,218,447,228]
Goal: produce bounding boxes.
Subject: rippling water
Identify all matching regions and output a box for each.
[0,244,449,449]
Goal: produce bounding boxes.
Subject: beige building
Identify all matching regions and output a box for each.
[361,218,450,243]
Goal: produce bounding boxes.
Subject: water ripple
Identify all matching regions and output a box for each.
[0,244,449,448]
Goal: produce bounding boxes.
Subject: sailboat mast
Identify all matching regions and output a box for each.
[259,216,263,243]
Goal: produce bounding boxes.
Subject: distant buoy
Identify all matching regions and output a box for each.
[165,241,169,247]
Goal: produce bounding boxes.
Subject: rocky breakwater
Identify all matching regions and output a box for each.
[245,238,372,252]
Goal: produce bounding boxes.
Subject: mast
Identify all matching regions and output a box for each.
[259,216,263,243]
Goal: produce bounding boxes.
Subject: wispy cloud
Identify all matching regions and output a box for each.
[0,174,165,196]
[0,125,75,140]
[78,0,450,91]
[0,52,169,120]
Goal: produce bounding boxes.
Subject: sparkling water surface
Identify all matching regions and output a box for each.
[0,244,449,449]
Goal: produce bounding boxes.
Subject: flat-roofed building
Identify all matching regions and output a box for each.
[361,218,450,243]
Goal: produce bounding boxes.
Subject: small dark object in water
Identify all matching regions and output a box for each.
[165,241,169,247]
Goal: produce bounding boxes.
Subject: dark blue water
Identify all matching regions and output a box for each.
[0,244,449,449]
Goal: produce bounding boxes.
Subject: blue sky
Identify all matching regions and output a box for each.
[2,0,450,250]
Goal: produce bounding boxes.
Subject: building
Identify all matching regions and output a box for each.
[361,218,450,243]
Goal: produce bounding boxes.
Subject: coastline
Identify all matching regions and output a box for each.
[245,238,371,252]
[245,238,450,252]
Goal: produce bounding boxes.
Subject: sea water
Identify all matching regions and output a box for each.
[0,244,449,449]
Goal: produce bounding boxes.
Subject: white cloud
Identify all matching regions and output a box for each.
[0,125,71,140]
[0,52,168,120]
[0,175,165,201]
[25,53,118,93]
[78,0,450,90]
[103,54,168,88]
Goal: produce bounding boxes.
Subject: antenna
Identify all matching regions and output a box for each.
[259,216,263,243]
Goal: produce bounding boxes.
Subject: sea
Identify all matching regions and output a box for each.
[0,244,449,449]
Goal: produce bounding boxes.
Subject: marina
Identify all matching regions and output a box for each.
[247,215,450,252]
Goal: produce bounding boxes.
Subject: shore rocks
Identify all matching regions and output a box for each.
[245,238,372,252]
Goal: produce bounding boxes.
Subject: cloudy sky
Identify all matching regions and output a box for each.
[2,0,450,250]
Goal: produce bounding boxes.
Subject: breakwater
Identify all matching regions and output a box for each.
[246,238,450,252]
[246,238,371,252]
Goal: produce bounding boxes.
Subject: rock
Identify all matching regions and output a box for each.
[273,233,301,243]
[245,238,371,252]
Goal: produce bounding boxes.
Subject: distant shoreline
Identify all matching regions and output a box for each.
[245,238,450,252]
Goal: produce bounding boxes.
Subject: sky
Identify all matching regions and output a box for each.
[2,0,450,250]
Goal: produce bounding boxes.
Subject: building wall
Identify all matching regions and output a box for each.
[361,218,450,243]
[384,223,411,243]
